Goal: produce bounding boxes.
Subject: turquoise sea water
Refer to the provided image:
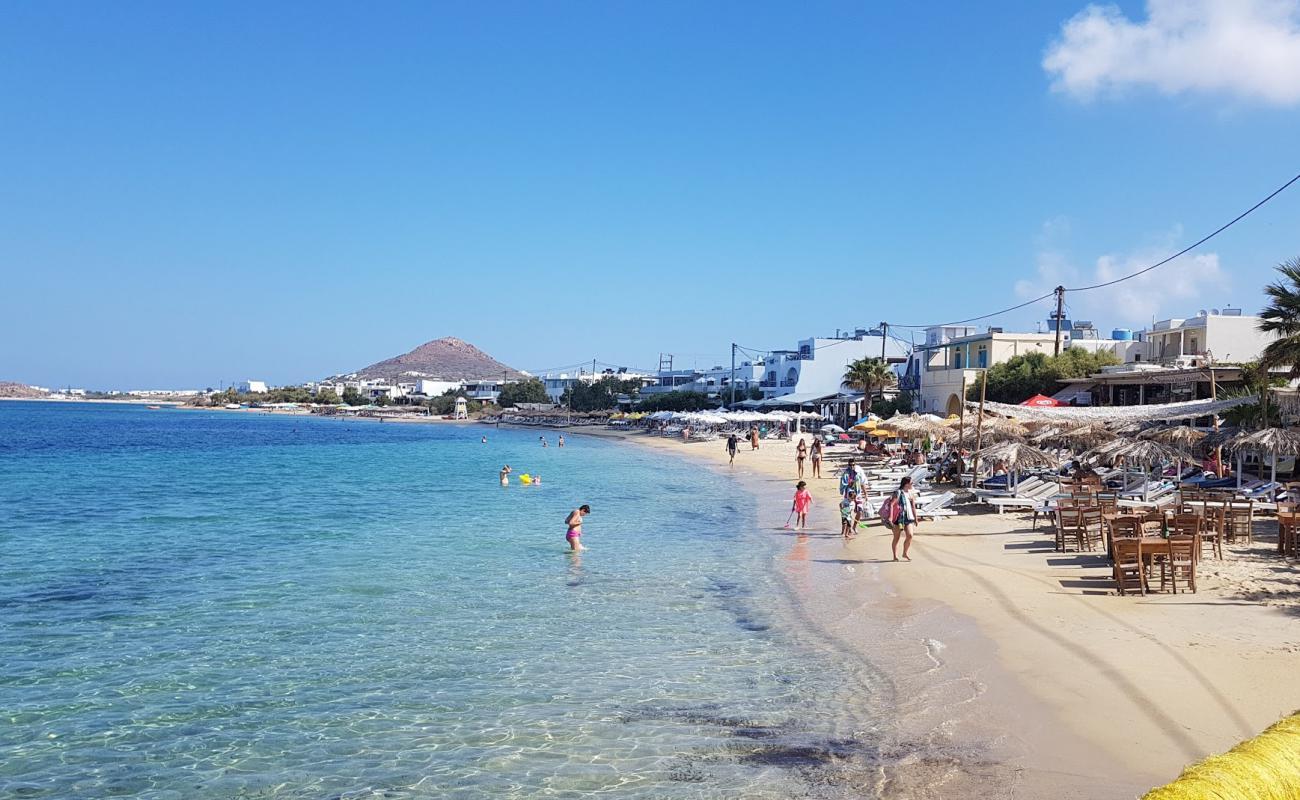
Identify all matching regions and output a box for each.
[0,403,876,798]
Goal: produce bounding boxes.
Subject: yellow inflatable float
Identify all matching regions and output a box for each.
[519,474,532,485]
[1143,712,1300,800]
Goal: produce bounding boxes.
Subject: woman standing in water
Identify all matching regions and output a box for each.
[891,476,918,561]
[565,504,591,551]
[499,465,512,486]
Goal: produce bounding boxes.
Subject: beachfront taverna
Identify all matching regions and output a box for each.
[911,308,1277,416]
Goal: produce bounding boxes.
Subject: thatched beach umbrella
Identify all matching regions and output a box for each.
[1223,428,1300,493]
[1032,422,1116,450]
[886,413,946,442]
[1082,438,1192,501]
[1141,425,1208,449]
[970,440,1059,493]
[953,419,1026,448]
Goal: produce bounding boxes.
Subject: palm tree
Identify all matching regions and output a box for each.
[842,357,897,404]
[1259,258,1300,377]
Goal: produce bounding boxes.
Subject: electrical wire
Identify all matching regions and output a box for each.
[889,170,1300,329]
[1066,170,1300,292]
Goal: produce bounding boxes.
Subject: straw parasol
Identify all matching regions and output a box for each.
[970,441,1059,493]
[1032,422,1116,449]
[1223,427,1300,457]
[1223,428,1300,493]
[1141,425,1208,448]
[971,440,1059,470]
[885,413,946,440]
[1082,437,1192,501]
[1082,438,1191,465]
[955,415,1028,447]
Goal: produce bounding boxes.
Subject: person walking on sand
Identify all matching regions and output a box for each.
[565,504,590,551]
[749,426,760,451]
[795,438,808,479]
[499,464,512,486]
[839,459,863,499]
[810,438,823,479]
[791,481,812,531]
[839,490,858,540]
[726,433,739,465]
[890,476,918,561]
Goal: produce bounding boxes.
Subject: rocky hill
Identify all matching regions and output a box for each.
[0,382,51,399]
[334,337,524,382]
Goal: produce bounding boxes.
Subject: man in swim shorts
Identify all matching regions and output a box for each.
[565,504,591,551]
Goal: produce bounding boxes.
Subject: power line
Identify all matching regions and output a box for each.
[890,169,1300,330]
[1066,170,1300,292]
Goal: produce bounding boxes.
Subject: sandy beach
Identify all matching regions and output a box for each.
[575,425,1300,796]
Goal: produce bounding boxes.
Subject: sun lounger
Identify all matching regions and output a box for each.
[984,481,1061,514]
[975,477,1045,499]
[916,491,957,519]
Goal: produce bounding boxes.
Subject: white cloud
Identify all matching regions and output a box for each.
[1015,223,1232,328]
[1044,0,1300,105]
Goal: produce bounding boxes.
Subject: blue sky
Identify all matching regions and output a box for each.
[3,1,1299,389]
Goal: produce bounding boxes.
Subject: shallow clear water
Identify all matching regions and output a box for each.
[0,403,874,798]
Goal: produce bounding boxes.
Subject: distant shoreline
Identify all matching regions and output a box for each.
[0,397,186,406]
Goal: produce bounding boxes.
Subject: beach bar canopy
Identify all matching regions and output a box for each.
[971,396,1255,424]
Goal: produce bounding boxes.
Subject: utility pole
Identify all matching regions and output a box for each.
[957,374,967,448]
[880,321,888,362]
[730,343,737,407]
[1207,351,1221,473]
[1052,286,1066,356]
[971,369,988,477]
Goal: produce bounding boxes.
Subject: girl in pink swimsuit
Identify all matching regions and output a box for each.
[791,481,812,531]
[565,504,591,551]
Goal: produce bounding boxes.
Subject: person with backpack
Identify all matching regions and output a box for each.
[881,475,918,561]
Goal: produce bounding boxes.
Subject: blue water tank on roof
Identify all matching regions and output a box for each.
[1111,328,1133,341]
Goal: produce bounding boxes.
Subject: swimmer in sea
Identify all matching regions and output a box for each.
[541,436,548,447]
[499,465,512,486]
[565,504,590,551]
[558,435,565,448]
[482,436,488,444]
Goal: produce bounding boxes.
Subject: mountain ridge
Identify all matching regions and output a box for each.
[331,337,524,383]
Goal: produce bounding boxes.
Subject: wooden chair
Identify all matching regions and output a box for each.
[1279,516,1299,558]
[1140,511,1166,537]
[1179,488,1204,506]
[1055,508,1083,553]
[1079,508,1106,552]
[1095,492,1120,516]
[1108,515,1141,557]
[1158,535,1198,593]
[1200,506,1225,560]
[1113,538,1146,596]
[1226,501,1254,545]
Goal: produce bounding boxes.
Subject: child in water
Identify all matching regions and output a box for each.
[791,481,812,531]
